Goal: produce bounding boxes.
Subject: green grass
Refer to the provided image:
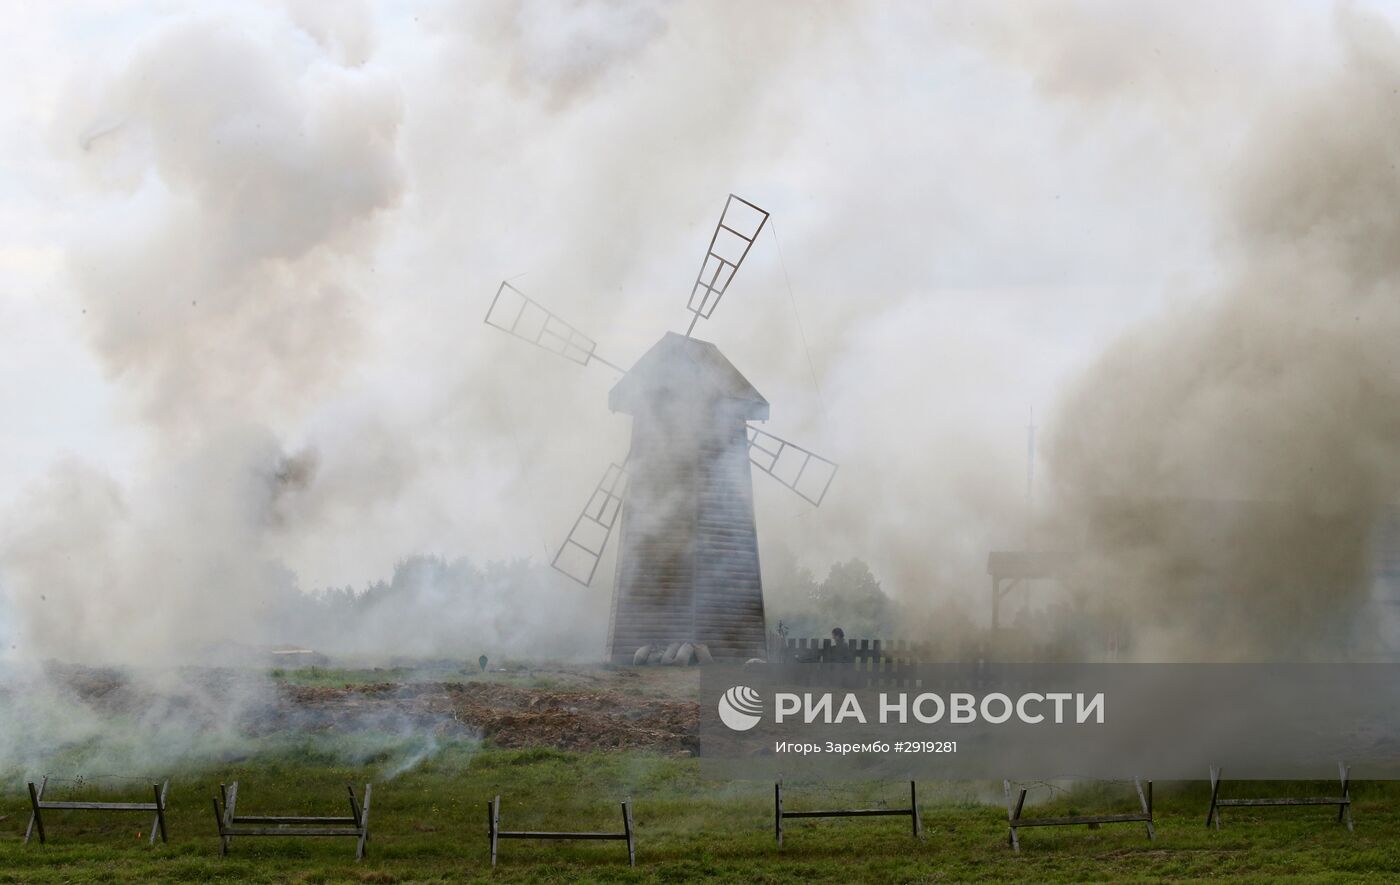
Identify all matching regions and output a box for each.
[3,741,1398,883]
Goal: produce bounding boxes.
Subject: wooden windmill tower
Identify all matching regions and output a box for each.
[485,195,836,662]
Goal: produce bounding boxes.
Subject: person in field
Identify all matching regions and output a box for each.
[826,627,854,664]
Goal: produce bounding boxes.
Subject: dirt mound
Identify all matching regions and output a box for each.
[276,681,699,754]
[29,664,701,756]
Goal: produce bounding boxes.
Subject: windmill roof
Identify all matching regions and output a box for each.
[609,332,769,420]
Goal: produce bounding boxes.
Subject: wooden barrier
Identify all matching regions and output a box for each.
[775,780,922,846]
[212,781,372,860]
[1004,779,1153,852]
[774,635,1081,666]
[487,794,635,867]
[1206,763,1353,831]
[25,776,169,845]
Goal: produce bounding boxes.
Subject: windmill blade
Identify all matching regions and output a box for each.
[684,194,770,335]
[551,461,629,586]
[747,425,838,507]
[486,281,625,372]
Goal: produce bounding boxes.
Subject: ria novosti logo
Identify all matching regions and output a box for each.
[717,685,764,731]
[715,686,1106,730]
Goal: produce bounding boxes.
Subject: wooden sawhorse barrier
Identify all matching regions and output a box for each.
[775,780,922,846]
[25,776,169,845]
[213,781,372,860]
[1004,779,1153,852]
[1207,763,1353,832]
[487,794,635,867]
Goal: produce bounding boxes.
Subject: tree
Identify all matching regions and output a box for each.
[766,557,896,639]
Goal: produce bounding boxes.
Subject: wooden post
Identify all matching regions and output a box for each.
[347,784,362,828]
[151,781,169,845]
[355,784,372,861]
[1135,779,1154,840]
[485,798,495,865]
[24,776,46,845]
[1011,787,1027,852]
[622,800,635,867]
[210,795,229,855]
[490,795,500,867]
[775,781,784,846]
[222,781,239,853]
[910,781,922,840]
[1338,763,1353,832]
[214,785,227,856]
[26,781,46,845]
[1003,780,1019,852]
[1207,766,1221,828]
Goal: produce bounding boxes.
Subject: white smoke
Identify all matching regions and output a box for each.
[1,0,1395,678]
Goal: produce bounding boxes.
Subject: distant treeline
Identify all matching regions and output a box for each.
[282,554,974,659]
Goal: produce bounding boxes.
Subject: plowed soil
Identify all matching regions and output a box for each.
[271,680,700,753]
[29,662,702,755]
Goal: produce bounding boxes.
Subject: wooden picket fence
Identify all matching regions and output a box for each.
[771,636,1078,666]
[768,637,1085,689]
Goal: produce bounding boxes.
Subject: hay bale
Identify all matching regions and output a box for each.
[660,641,682,665]
[632,645,653,666]
[669,642,695,666]
[647,648,664,665]
[693,643,714,665]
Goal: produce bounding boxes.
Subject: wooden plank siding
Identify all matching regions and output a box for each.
[607,419,766,662]
[604,333,772,664]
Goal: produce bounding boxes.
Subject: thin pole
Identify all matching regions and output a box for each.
[1026,406,1035,551]
[1023,407,1035,618]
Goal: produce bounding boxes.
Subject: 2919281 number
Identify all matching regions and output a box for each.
[893,741,957,754]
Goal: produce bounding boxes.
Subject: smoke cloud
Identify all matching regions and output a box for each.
[2,0,1399,689]
[3,4,407,666]
[1045,6,1400,659]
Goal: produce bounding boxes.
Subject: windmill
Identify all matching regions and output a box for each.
[485,195,837,663]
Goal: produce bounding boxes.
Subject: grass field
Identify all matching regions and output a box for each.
[3,739,1398,884]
